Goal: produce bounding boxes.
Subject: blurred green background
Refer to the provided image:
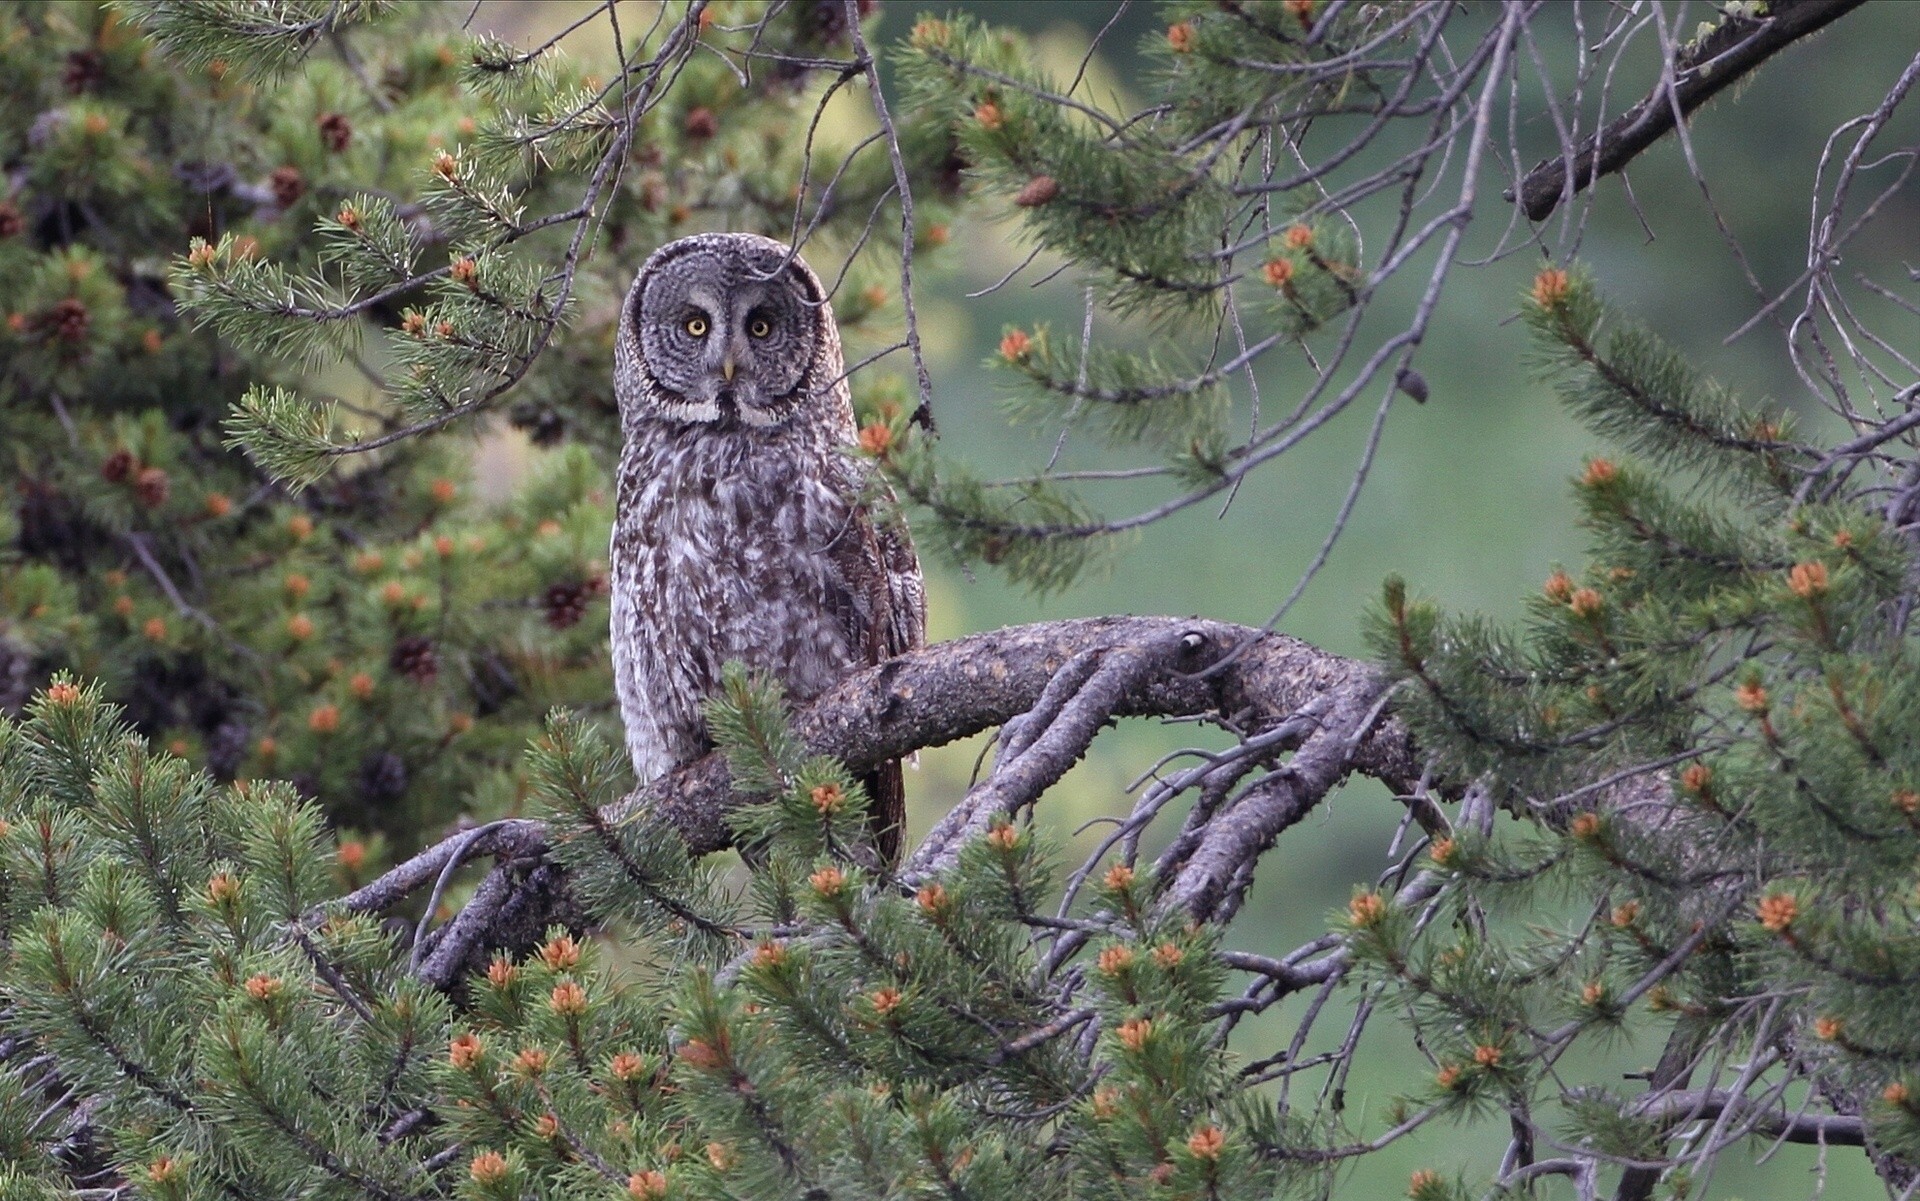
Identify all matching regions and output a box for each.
[473,4,1920,1195]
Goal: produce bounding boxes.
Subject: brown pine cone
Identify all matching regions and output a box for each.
[390,635,438,683]
[63,49,106,94]
[270,165,306,209]
[541,581,590,629]
[1015,175,1059,207]
[0,202,23,239]
[317,112,352,153]
[100,449,135,483]
[683,107,718,139]
[37,298,90,342]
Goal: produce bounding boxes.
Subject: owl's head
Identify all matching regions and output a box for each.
[616,233,833,429]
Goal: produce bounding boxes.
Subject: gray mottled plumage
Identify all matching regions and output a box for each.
[610,232,925,859]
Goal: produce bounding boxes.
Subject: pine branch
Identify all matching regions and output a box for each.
[304,617,1440,1022]
[621,617,1425,859]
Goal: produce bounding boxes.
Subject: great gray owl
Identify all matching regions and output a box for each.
[610,232,925,860]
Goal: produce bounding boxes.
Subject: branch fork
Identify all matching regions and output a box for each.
[338,617,1425,977]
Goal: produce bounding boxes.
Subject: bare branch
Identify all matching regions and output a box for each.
[617,616,1424,858]
[1626,1089,1866,1148]
[1513,0,1868,221]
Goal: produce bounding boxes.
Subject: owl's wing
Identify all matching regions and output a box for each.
[823,462,924,664]
[825,468,924,864]
[875,496,926,660]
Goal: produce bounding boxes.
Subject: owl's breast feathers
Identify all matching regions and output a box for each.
[610,415,924,856]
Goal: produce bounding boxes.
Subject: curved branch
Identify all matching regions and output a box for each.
[1162,675,1394,920]
[336,618,1426,976]
[904,633,1190,879]
[1627,1088,1866,1148]
[615,616,1425,855]
[1513,0,1867,222]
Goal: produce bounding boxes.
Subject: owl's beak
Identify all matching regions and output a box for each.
[721,357,737,383]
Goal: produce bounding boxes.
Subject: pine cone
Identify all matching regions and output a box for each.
[541,581,590,629]
[62,49,106,94]
[1015,175,1059,207]
[134,466,169,508]
[0,202,23,239]
[100,448,134,483]
[270,165,305,209]
[317,112,352,153]
[37,297,90,342]
[390,635,438,683]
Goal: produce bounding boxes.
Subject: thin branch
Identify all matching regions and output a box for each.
[1513,0,1869,221]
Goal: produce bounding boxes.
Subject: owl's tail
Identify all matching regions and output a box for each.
[864,759,906,865]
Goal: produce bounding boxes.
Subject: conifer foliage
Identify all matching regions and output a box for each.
[0,677,1302,1200]
[3,2,1918,1199]
[0,0,942,854]
[1366,266,1920,1193]
[0,1,631,853]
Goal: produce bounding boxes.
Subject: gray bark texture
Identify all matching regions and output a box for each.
[346,617,1423,975]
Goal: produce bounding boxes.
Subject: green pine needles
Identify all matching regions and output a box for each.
[0,678,1309,1200]
[6,1,1920,1198]
[1368,266,1920,1186]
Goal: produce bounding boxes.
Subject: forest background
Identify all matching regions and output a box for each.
[4,0,1917,1196]
[466,5,1920,1192]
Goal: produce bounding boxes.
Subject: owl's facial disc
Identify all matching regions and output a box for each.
[636,247,817,427]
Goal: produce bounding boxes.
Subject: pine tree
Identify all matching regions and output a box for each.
[3,2,1917,1199]
[0,0,949,860]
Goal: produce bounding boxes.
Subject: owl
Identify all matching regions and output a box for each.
[610,232,925,860]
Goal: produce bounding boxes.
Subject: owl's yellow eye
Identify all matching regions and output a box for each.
[685,316,708,337]
[749,317,772,338]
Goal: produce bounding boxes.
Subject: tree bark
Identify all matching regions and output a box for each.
[618,615,1422,853]
[1513,0,1867,222]
[347,616,1424,963]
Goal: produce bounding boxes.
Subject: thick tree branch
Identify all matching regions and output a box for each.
[1163,674,1394,920]
[334,618,1425,974]
[904,631,1196,879]
[1513,0,1867,222]
[616,616,1424,856]
[334,819,546,918]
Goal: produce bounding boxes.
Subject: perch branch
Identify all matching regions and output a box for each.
[1163,674,1395,920]
[618,617,1425,855]
[904,632,1195,879]
[332,819,547,918]
[336,618,1426,977]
